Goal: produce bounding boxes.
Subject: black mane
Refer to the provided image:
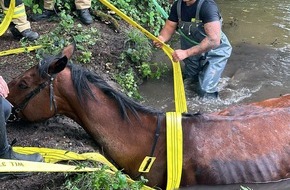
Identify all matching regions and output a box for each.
[38,57,161,120]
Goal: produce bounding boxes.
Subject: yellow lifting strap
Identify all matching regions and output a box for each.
[3,3,26,19]
[10,147,155,190]
[0,0,15,36]
[166,112,183,190]
[99,0,187,113]
[0,45,42,56]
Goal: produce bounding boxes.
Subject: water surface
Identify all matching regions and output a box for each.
[140,0,290,113]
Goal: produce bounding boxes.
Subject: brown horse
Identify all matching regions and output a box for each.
[7,44,290,189]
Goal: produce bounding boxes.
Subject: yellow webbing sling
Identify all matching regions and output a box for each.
[166,112,183,189]
[0,0,15,36]
[0,45,42,56]
[10,147,154,190]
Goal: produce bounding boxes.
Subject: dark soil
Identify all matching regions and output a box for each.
[0,15,129,189]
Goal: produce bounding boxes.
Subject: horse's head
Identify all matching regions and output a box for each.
[7,44,75,122]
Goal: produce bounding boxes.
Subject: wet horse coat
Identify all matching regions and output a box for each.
[7,45,290,188]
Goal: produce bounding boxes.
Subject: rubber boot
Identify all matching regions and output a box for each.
[10,26,39,41]
[0,146,43,162]
[77,9,93,25]
[30,9,56,22]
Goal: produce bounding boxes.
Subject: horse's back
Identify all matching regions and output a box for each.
[182,108,290,185]
[218,94,290,116]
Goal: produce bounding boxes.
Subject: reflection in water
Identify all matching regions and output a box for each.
[139,1,290,189]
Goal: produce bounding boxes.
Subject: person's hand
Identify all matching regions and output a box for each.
[153,36,165,48]
[0,76,9,98]
[172,49,189,62]
[153,40,163,48]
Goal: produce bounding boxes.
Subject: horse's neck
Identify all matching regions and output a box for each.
[55,78,163,176]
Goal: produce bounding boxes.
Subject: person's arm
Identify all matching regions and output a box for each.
[0,76,9,98]
[172,20,221,62]
[154,20,178,48]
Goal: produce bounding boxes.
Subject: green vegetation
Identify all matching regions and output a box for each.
[20,0,170,99]
[61,165,148,190]
[116,28,168,98]
[107,0,170,36]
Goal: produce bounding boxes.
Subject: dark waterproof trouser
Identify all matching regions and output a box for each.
[0,97,11,155]
[181,32,232,95]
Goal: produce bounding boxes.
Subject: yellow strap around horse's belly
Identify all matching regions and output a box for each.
[99,0,187,113]
[0,0,15,36]
[13,147,118,168]
[166,112,183,190]
[10,147,154,190]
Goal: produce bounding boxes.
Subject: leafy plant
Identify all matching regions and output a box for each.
[20,9,98,64]
[113,28,167,98]
[23,0,42,13]
[114,68,140,98]
[106,0,170,36]
[62,165,147,190]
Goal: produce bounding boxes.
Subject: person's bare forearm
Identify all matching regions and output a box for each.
[158,20,177,43]
[187,21,221,56]
[171,21,221,62]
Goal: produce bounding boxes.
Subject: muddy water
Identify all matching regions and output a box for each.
[139,1,290,188]
[140,0,290,113]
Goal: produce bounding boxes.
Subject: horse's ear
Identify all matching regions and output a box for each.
[62,43,75,59]
[48,56,68,75]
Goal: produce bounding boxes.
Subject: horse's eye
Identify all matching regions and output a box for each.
[18,81,28,89]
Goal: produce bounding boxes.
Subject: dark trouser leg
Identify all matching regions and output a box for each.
[181,36,201,81]
[0,97,11,156]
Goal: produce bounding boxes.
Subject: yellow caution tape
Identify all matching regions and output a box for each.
[0,45,42,57]
[12,147,154,190]
[0,0,15,36]
[99,0,187,113]
[166,112,183,190]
